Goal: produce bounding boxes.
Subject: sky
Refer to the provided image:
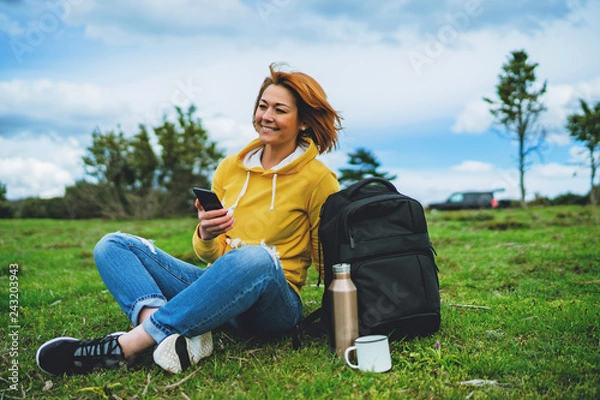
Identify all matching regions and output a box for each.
[1,0,599,207]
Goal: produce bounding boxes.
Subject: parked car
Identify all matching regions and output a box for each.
[428,190,505,211]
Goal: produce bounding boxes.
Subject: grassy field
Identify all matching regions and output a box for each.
[1,205,599,399]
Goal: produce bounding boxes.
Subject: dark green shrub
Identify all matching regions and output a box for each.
[483,219,529,230]
[551,192,588,206]
[0,201,14,218]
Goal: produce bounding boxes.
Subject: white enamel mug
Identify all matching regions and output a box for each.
[344,335,392,373]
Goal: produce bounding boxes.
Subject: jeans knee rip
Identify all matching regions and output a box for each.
[136,236,157,254]
[260,243,281,270]
[109,231,157,255]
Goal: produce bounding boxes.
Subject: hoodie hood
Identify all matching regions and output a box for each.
[236,138,317,175]
[229,138,319,211]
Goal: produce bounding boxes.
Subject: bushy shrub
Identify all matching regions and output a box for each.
[551,192,588,206]
[17,197,72,218]
[528,196,552,207]
[0,201,14,218]
[590,185,600,204]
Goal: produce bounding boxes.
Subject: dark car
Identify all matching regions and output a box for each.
[428,190,503,211]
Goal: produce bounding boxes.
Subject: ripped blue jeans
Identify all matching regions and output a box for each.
[94,232,303,344]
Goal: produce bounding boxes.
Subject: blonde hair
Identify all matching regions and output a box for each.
[253,63,342,154]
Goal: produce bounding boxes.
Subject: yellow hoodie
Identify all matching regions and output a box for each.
[192,138,340,295]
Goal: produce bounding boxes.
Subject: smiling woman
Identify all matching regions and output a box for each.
[252,63,342,155]
[254,84,302,168]
[36,63,345,376]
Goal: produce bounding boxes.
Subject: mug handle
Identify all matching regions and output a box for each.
[344,346,359,369]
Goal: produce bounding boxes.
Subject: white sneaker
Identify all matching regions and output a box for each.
[153,332,213,374]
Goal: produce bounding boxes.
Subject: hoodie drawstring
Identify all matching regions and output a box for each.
[230,171,278,212]
[230,171,250,213]
[270,174,277,211]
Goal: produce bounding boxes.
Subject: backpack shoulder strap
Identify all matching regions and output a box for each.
[292,307,326,349]
[301,307,323,326]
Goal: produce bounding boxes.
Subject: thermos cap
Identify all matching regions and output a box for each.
[333,263,351,274]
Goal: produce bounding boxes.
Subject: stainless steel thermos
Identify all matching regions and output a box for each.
[329,263,359,357]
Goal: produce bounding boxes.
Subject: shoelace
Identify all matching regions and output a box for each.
[73,336,123,368]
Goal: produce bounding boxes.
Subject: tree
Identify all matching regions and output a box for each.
[0,182,6,202]
[338,147,396,187]
[80,105,224,218]
[0,182,14,218]
[62,180,109,219]
[154,105,224,214]
[484,50,547,207]
[130,125,159,196]
[566,99,600,205]
[82,128,136,217]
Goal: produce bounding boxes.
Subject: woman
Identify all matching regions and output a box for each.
[36,63,342,375]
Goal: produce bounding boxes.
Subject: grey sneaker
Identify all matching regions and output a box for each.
[36,332,126,375]
[153,332,213,374]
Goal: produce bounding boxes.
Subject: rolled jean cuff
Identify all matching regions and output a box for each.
[142,313,172,344]
[130,295,167,326]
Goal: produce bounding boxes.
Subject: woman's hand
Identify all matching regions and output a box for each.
[195,199,235,240]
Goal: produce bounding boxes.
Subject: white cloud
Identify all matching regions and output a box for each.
[527,162,588,197]
[203,117,257,155]
[392,164,521,206]
[0,157,75,199]
[447,0,600,137]
[451,160,495,173]
[67,0,253,45]
[452,76,600,139]
[0,134,85,200]
[0,12,24,36]
[452,99,494,134]
[547,132,571,146]
[0,79,131,135]
[389,160,589,207]
[568,144,600,172]
[542,84,575,128]
[531,162,578,178]
[2,0,600,204]
[7,0,600,139]
[540,78,600,131]
[0,133,83,167]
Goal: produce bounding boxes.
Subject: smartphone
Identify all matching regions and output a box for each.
[192,188,223,211]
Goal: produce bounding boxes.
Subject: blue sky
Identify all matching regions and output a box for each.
[1,0,599,206]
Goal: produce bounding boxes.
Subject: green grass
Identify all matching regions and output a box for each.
[1,206,599,399]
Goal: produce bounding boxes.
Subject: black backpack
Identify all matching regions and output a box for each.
[301,178,441,343]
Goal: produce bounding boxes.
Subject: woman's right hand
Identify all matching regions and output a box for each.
[195,199,235,240]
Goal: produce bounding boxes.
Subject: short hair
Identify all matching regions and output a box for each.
[253,63,342,154]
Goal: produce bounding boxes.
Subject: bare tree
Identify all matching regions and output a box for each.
[484,50,547,207]
[566,99,600,205]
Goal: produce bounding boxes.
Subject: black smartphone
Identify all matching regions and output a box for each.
[192,188,223,211]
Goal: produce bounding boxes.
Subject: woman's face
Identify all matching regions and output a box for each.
[254,84,302,150]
